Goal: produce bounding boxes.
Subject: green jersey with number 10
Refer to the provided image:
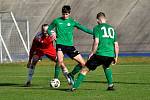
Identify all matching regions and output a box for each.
[93,23,117,57]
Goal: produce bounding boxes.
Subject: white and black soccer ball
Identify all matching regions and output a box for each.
[50,78,60,88]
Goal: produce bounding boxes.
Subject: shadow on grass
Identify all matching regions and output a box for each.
[55,88,95,92]
[84,80,150,85]
[0,83,40,88]
[0,83,21,86]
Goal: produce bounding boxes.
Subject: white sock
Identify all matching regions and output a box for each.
[62,67,68,76]
[61,67,71,83]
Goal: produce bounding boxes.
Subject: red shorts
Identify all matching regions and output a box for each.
[33,48,56,61]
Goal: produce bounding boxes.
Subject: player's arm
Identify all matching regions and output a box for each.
[29,39,37,61]
[88,26,99,59]
[49,30,56,41]
[88,37,99,59]
[27,39,36,68]
[75,21,93,35]
[47,20,56,40]
[113,42,119,64]
[113,29,119,64]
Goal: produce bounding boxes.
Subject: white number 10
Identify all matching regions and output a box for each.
[101,26,115,38]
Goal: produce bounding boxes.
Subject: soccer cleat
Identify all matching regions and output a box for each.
[67,73,74,85]
[65,88,76,92]
[107,85,115,91]
[24,81,31,87]
[71,88,76,92]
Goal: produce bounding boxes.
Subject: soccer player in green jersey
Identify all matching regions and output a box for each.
[71,12,119,91]
[48,5,93,84]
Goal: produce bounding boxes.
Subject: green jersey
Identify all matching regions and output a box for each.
[93,23,117,57]
[48,17,93,46]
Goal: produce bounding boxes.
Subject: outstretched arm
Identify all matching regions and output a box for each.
[75,22,93,35]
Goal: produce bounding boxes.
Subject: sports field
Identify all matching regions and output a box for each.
[0,57,150,100]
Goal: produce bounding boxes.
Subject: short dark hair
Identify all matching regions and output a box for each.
[41,24,48,32]
[62,5,71,13]
[96,12,105,19]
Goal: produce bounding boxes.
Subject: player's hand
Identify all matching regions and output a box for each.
[88,53,94,60]
[50,30,56,41]
[112,57,118,65]
[27,62,31,68]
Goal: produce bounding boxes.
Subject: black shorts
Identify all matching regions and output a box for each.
[56,44,80,59]
[85,54,114,71]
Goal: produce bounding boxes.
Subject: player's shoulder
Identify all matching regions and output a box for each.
[51,17,61,23]
[54,17,62,21]
[35,32,42,39]
[69,17,77,22]
[69,17,75,20]
[98,23,114,28]
[93,24,99,30]
[104,23,114,28]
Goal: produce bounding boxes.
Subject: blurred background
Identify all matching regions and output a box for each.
[0,0,150,62]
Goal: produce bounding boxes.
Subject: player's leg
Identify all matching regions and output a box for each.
[102,57,114,90]
[71,67,89,91]
[72,54,99,91]
[103,67,114,90]
[56,44,71,84]
[68,54,85,82]
[54,61,61,79]
[46,54,61,79]
[71,54,85,75]
[57,50,70,83]
[25,55,40,86]
[67,48,85,83]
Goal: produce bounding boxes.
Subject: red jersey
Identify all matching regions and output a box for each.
[30,32,56,60]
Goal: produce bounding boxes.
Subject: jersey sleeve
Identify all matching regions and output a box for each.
[74,20,93,35]
[48,19,56,35]
[114,30,118,42]
[93,26,99,39]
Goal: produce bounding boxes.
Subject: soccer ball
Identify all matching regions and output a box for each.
[50,78,60,88]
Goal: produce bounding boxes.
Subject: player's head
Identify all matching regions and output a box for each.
[96,12,106,24]
[62,5,71,19]
[41,24,48,36]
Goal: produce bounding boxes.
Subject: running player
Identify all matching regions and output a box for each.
[71,12,119,91]
[48,5,93,85]
[24,24,65,87]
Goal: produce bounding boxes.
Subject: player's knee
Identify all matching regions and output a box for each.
[80,67,89,75]
[28,64,35,69]
[32,59,38,64]
[32,56,39,65]
[79,62,85,67]
[102,65,109,69]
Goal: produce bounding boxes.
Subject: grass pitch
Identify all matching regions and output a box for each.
[0,57,150,100]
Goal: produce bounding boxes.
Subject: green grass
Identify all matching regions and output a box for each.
[0,57,150,100]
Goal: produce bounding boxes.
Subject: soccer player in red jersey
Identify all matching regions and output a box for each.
[25,24,67,87]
